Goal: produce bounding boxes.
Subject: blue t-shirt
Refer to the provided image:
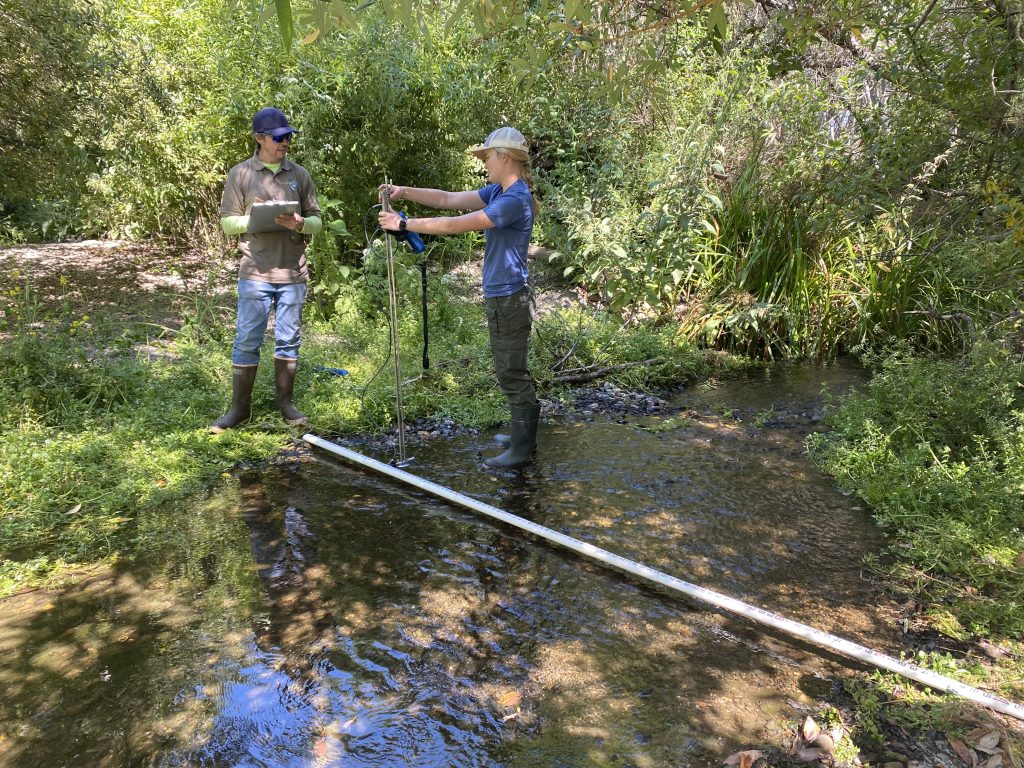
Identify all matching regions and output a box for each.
[478,180,534,298]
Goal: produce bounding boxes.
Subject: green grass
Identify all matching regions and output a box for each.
[0,270,716,596]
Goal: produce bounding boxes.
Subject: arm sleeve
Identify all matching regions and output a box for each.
[300,215,322,236]
[220,215,249,236]
[478,184,499,207]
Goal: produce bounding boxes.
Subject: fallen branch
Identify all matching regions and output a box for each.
[550,358,663,384]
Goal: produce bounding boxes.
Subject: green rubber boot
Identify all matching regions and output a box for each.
[210,365,258,433]
[484,403,540,469]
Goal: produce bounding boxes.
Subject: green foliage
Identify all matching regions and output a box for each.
[808,345,1024,639]
[0,0,107,237]
[80,0,259,239]
[7,0,1022,359]
[532,303,708,391]
[842,648,1019,749]
[281,18,493,269]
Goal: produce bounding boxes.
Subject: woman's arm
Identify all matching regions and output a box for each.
[379,208,494,235]
[382,184,485,211]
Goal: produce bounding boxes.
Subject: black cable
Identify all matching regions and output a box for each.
[357,202,432,458]
[357,205,399,422]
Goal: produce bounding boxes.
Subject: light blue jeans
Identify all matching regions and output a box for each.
[231,279,307,366]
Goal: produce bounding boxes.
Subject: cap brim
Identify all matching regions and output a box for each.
[270,127,301,137]
[466,144,489,159]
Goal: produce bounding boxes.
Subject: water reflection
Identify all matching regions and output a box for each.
[2,362,892,767]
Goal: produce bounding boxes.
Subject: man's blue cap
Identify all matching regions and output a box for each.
[252,107,301,138]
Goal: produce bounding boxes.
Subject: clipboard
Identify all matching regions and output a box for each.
[246,200,300,233]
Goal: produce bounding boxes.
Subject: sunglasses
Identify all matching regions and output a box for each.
[271,133,294,143]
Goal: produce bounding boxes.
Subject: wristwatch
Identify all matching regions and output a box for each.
[399,218,407,232]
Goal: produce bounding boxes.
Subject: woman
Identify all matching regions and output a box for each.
[378,127,541,468]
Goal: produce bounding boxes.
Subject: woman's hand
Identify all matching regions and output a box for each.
[378,210,402,232]
[378,183,406,201]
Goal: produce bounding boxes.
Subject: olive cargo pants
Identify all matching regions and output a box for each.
[484,285,538,407]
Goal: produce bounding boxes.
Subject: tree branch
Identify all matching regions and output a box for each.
[550,358,663,384]
[597,0,718,46]
[909,0,940,39]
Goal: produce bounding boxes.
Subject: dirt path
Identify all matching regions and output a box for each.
[1,240,582,332]
[0,239,236,336]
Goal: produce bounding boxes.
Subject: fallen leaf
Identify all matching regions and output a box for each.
[982,755,1003,768]
[496,690,522,709]
[975,732,1002,754]
[65,503,82,515]
[789,733,803,755]
[108,517,133,524]
[723,750,763,768]
[813,733,835,754]
[801,715,820,742]
[948,736,976,768]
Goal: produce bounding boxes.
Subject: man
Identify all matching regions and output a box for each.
[210,107,322,433]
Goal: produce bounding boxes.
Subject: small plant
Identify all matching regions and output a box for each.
[640,414,693,432]
[753,407,776,428]
[716,404,737,420]
[815,705,860,765]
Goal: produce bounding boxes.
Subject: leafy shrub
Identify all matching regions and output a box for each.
[808,345,1024,638]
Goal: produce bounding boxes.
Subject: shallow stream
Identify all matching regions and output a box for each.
[0,362,900,767]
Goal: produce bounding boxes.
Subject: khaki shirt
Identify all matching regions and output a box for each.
[220,153,321,284]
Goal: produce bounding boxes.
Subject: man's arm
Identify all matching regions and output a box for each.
[221,214,250,235]
[219,165,249,234]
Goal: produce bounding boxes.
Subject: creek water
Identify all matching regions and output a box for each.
[0,362,898,768]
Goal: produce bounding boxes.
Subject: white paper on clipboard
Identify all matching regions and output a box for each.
[246,200,300,233]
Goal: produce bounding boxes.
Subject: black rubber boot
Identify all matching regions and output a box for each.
[484,403,540,469]
[274,357,307,424]
[210,365,258,433]
[494,407,541,446]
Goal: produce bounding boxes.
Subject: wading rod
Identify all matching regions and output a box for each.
[379,180,406,462]
[302,433,1024,722]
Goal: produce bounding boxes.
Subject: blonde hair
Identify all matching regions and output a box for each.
[496,147,541,216]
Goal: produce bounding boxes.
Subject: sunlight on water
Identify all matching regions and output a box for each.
[2,362,887,767]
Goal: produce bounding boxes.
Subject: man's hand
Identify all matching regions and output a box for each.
[275,212,305,231]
